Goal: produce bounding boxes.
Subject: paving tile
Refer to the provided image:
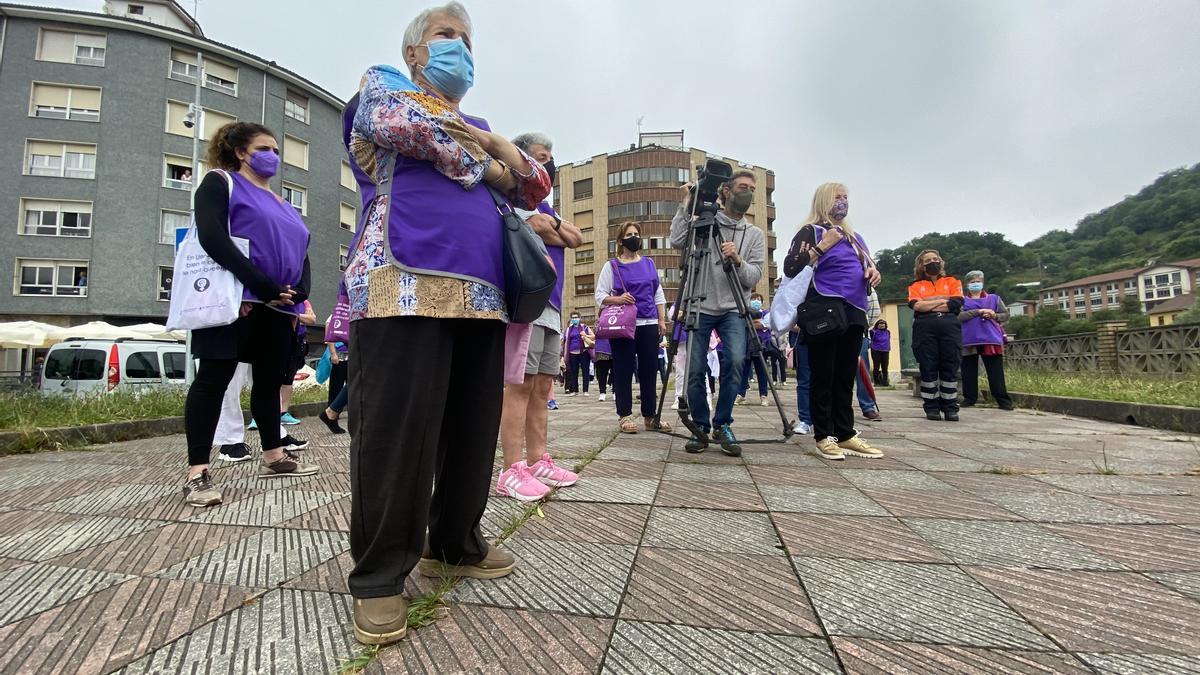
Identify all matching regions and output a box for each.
[969,567,1200,654]
[906,519,1126,569]
[518,502,650,545]
[375,604,611,674]
[0,508,80,537]
[584,459,662,480]
[838,468,958,491]
[1033,474,1191,495]
[862,487,1023,520]
[35,483,179,515]
[50,522,261,576]
[936,472,1057,493]
[603,621,838,674]
[1077,653,1200,675]
[793,557,1055,650]
[0,563,131,625]
[278,496,351,532]
[653,480,766,510]
[622,547,820,635]
[661,463,753,483]
[448,537,635,617]
[1147,572,1200,601]
[740,449,827,467]
[0,576,257,675]
[747,465,853,487]
[186,489,344,527]
[758,485,890,516]
[480,496,532,540]
[597,445,668,462]
[1095,494,1200,524]
[0,462,126,491]
[775,514,951,562]
[0,478,114,508]
[112,485,261,522]
[1044,524,1200,571]
[0,515,165,561]
[896,456,991,472]
[156,528,349,589]
[642,507,782,555]
[117,588,356,674]
[287,550,352,594]
[832,637,1092,674]
[552,477,658,505]
[976,490,1160,523]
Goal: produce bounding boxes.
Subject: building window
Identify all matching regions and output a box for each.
[158,266,172,301]
[160,209,190,245]
[38,29,106,66]
[163,155,194,189]
[166,100,235,140]
[1155,274,1170,285]
[1143,275,1153,286]
[1109,293,1119,305]
[574,210,594,232]
[339,245,350,271]
[30,83,101,121]
[285,90,309,123]
[1157,288,1171,298]
[1144,290,1154,300]
[283,135,309,170]
[339,203,356,232]
[16,259,89,296]
[573,178,592,200]
[575,275,594,295]
[25,140,96,179]
[607,166,689,188]
[1091,297,1102,306]
[282,183,306,215]
[340,161,356,191]
[575,247,594,264]
[128,4,145,14]
[203,59,239,96]
[20,199,92,237]
[1171,271,1182,283]
[1074,298,1085,309]
[169,49,200,81]
[1126,280,1136,289]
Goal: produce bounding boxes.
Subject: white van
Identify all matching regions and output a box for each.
[41,338,186,396]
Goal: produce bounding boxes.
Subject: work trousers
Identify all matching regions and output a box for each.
[328,360,348,408]
[913,313,962,414]
[594,358,612,394]
[962,352,1013,408]
[347,317,504,598]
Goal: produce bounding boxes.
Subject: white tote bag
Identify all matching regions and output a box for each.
[166,170,250,330]
[768,265,814,338]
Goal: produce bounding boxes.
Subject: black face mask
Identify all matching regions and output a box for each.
[924,261,942,276]
[542,159,557,185]
[622,235,642,252]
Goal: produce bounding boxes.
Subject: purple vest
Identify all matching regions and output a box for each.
[536,202,565,310]
[812,225,870,311]
[869,328,891,351]
[611,257,661,320]
[342,94,376,230]
[755,310,771,344]
[226,172,310,313]
[594,337,612,355]
[962,294,1005,346]
[566,324,586,352]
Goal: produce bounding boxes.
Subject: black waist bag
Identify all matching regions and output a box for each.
[489,187,557,324]
[795,293,847,344]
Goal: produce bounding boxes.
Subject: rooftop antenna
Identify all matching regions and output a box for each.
[636,115,645,141]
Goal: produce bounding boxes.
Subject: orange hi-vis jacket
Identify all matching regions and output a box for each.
[907,277,964,306]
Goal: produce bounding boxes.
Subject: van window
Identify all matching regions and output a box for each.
[45,348,105,380]
[125,351,161,378]
[163,352,186,379]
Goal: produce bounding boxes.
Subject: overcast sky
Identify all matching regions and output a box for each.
[29,0,1200,260]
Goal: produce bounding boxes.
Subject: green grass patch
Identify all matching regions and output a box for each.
[0,386,328,433]
[1004,368,1200,408]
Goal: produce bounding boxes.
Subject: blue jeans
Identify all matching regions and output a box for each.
[794,343,811,424]
[740,350,769,397]
[856,337,877,414]
[686,312,746,432]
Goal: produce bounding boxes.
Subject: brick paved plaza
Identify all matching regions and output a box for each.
[0,389,1197,673]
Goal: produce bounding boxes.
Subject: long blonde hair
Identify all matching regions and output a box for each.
[804,182,854,239]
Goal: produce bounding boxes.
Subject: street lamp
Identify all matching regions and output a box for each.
[184,50,204,385]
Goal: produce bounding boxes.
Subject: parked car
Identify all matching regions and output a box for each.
[40,338,186,396]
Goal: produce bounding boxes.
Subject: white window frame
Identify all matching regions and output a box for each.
[204,72,237,96]
[160,209,190,245]
[157,266,173,301]
[163,155,193,190]
[74,44,106,67]
[25,141,96,179]
[15,258,89,297]
[36,29,106,67]
[30,82,102,122]
[283,135,309,170]
[339,202,356,232]
[20,199,93,237]
[339,245,350,271]
[282,183,307,215]
[169,57,199,82]
[284,91,309,123]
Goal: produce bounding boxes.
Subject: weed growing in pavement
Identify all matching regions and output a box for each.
[337,645,379,675]
[1092,441,1119,475]
[982,466,1016,475]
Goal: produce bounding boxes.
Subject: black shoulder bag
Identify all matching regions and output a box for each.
[488,187,557,324]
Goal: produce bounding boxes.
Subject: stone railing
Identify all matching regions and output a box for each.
[1007,321,1199,375]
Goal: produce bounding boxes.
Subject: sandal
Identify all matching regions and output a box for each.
[645,417,672,432]
[619,416,639,434]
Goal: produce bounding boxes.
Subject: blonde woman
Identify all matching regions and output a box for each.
[782,183,883,461]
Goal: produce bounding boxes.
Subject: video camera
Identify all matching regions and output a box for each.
[688,158,733,219]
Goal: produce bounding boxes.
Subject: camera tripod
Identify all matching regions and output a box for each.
[652,203,795,442]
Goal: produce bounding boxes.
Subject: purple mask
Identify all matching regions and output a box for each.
[247,150,280,178]
[830,196,849,221]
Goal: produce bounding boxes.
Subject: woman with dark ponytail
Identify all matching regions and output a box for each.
[181,122,319,508]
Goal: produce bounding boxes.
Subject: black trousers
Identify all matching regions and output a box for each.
[347,317,503,598]
[566,352,591,393]
[807,323,865,442]
[594,358,612,394]
[611,324,660,418]
[913,313,962,414]
[327,359,348,408]
[184,305,293,465]
[962,352,1013,407]
[871,350,890,385]
[769,351,788,383]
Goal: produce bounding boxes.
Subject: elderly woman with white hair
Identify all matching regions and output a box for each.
[341,1,551,646]
[959,269,1015,410]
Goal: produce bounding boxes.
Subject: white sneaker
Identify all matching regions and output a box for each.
[735,395,745,406]
[598,393,606,402]
[792,421,813,435]
[670,401,679,410]
[760,396,769,407]
[583,392,590,397]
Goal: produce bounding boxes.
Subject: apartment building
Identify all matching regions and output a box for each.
[1039,257,1200,318]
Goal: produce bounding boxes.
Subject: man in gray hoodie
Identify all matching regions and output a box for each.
[670,170,766,456]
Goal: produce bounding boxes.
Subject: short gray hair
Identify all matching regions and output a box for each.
[402,2,473,76]
[965,270,985,281]
[512,132,553,154]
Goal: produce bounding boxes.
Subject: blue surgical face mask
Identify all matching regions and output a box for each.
[750,300,763,312]
[418,38,474,101]
[571,317,580,326]
[968,281,984,293]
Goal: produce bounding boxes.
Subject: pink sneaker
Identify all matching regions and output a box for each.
[496,461,551,502]
[528,453,579,488]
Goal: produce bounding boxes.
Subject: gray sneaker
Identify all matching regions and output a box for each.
[183,469,222,507]
[258,450,320,478]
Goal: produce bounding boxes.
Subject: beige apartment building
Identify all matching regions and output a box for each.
[552,132,778,323]
[1038,257,1200,318]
